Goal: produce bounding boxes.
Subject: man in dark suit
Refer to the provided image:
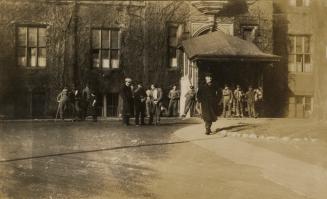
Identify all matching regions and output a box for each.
[168,85,180,117]
[90,92,97,122]
[82,84,91,120]
[246,86,256,118]
[134,82,146,126]
[197,73,218,135]
[150,84,163,125]
[120,77,134,125]
[73,88,82,121]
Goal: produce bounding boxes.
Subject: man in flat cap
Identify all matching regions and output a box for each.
[120,77,134,125]
[197,73,218,135]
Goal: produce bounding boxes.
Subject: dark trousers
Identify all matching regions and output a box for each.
[205,121,212,133]
[122,115,130,125]
[153,103,161,124]
[255,100,263,117]
[135,103,145,125]
[91,106,97,122]
[92,115,97,122]
[74,101,82,120]
[82,101,89,120]
[168,99,178,116]
[183,98,195,116]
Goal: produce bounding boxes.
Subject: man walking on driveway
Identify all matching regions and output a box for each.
[120,77,134,125]
[197,73,218,135]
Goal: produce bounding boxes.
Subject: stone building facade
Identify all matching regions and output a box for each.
[273,0,327,118]
[0,0,325,119]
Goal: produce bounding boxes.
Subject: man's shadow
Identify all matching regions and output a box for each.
[211,123,254,135]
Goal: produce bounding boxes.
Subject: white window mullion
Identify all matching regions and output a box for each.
[99,30,102,68]
[118,29,121,69]
[108,30,111,69]
[36,28,39,67]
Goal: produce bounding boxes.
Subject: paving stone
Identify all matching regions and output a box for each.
[281,137,290,142]
[249,134,258,139]
[258,135,265,140]
[266,136,277,141]
[219,130,228,137]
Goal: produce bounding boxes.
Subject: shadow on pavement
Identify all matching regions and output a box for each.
[214,123,256,133]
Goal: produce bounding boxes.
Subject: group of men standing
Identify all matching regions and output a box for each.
[56,85,97,121]
[221,84,263,118]
[55,75,264,135]
[120,78,164,126]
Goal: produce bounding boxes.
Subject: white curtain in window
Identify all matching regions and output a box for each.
[102,59,110,68]
[304,64,311,72]
[304,0,310,6]
[30,48,37,67]
[289,0,296,6]
[38,48,46,67]
[170,57,177,68]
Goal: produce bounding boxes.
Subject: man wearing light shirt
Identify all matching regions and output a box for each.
[150,84,163,125]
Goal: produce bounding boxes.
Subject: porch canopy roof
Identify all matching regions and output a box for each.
[181,31,280,62]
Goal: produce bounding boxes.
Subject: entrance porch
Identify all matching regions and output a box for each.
[179,31,280,117]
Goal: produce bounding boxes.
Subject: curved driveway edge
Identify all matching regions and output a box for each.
[174,123,327,199]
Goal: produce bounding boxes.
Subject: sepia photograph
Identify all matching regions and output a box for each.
[0,0,327,198]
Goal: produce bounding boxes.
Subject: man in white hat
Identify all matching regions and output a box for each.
[56,87,69,120]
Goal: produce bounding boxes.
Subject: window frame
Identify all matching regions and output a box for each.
[91,28,121,70]
[289,0,310,7]
[288,35,312,73]
[167,23,181,69]
[240,25,258,42]
[15,25,47,68]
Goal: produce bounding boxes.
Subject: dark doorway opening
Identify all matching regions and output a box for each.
[31,91,46,118]
[197,61,264,91]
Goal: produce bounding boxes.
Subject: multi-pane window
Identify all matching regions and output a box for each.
[92,29,120,69]
[288,35,311,72]
[289,0,310,7]
[168,25,178,68]
[289,95,313,118]
[16,26,47,68]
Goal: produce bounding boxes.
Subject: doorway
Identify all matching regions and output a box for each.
[198,61,264,91]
